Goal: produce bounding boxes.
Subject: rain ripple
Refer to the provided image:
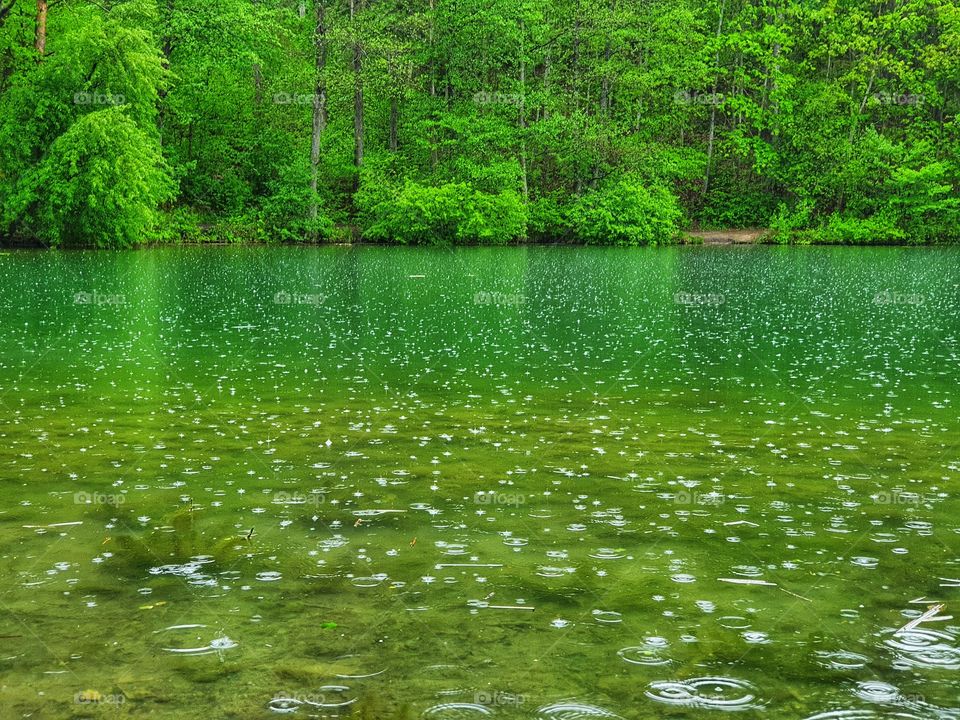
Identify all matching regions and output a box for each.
[815,650,870,670]
[645,677,762,711]
[421,703,494,718]
[535,701,623,719]
[802,711,929,720]
[884,627,960,670]
[854,681,900,703]
[618,637,672,666]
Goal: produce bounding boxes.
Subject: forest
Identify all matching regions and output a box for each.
[0,0,958,247]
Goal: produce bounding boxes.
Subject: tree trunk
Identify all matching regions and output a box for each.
[310,0,329,235]
[350,0,364,182]
[157,0,175,140]
[389,95,398,152]
[592,0,614,189]
[387,55,399,151]
[35,0,47,57]
[543,49,551,122]
[573,2,582,195]
[428,0,438,171]
[704,0,727,198]
[519,23,528,204]
[163,0,174,59]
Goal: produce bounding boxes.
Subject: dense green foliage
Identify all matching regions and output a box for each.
[0,0,958,246]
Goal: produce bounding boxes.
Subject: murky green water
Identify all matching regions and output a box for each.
[1,246,959,719]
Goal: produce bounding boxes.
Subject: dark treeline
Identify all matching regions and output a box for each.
[0,0,958,247]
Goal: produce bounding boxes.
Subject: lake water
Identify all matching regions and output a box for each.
[0,246,958,719]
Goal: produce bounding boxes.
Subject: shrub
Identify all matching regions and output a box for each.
[884,162,960,243]
[818,213,904,244]
[360,181,527,245]
[567,177,682,245]
[259,174,334,243]
[527,193,572,240]
[770,198,815,243]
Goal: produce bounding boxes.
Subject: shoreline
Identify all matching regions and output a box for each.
[2,227,958,251]
[2,236,956,251]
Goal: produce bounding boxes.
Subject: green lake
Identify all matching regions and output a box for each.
[0,246,958,719]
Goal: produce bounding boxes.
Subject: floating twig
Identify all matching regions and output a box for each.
[487,605,535,611]
[778,586,812,602]
[719,576,810,601]
[897,603,950,635]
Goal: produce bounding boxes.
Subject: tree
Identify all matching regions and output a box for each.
[0,0,956,246]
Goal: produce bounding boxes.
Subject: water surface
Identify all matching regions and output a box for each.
[0,246,958,719]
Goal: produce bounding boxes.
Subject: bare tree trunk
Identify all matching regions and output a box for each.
[35,0,47,57]
[572,3,580,103]
[310,0,329,235]
[703,0,726,198]
[428,0,439,171]
[162,0,174,58]
[592,0,614,189]
[389,95,398,152]
[543,49,551,122]
[519,22,529,204]
[350,0,364,182]
[599,46,610,115]
[158,0,175,140]
[770,4,783,158]
[573,2,582,195]
[387,55,399,151]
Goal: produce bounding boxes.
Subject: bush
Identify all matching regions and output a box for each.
[360,181,527,245]
[817,213,904,244]
[527,193,572,240]
[568,177,682,245]
[770,198,815,243]
[154,207,205,243]
[884,162,960,243]
[259,168,334,243]
[8,107,174,248]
